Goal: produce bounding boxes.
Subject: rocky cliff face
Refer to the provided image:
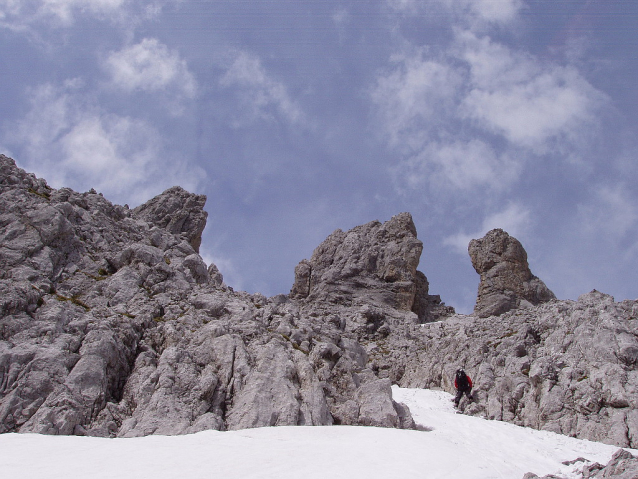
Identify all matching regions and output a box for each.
[399,290,638,448]
[2,154,638,453]
[132,186,208,254]
[0,155,418,436]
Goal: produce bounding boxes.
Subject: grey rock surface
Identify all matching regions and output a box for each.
[524,449,638,479]
[581,449,638,479]
[0,155,415,437]
[399,290,638,448]
[132,186,208,253]
[2,152,638,453]
[469,228,556,318]
[290,212,454,322]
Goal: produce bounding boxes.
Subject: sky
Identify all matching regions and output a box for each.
[1,0,637,313]
[0,387,628,478]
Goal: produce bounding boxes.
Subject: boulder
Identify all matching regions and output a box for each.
[524,449,638,478]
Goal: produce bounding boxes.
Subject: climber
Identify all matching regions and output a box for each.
[454,368,473,407]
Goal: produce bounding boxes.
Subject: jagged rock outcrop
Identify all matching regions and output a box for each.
[0,155,414,437]
[290,213,454,322]
[525,449,638,479]
[3,153,638,453]
[132,186,208,253]
[469,228,556,318]
[399,290,638,448]
[580,449,638,479]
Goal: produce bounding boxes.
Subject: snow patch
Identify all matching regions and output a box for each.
[0,388,630,479]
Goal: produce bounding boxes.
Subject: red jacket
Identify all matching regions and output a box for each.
[454,375,472,390]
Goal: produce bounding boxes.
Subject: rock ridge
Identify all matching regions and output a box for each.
[132,186,207,254]
[0,155,419,437]
[399,290,638,449]
[2,153,637,455]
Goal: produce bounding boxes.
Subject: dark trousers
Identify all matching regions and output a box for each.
[454,388,473,406]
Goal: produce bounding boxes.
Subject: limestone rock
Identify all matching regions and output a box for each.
[290,213,421,309]
[290,212,453,322]
[0,155,416,437]
[355,378,404,428]
[5,152,638,453]
[399,291,638,449]
[225,339,332,429]
[582,449,638,479]
[469,229,555,318]
[132,186,207,253]
[524,449,638,479]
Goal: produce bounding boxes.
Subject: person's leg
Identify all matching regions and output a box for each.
[465,388,473,401]
[454,389,463,406]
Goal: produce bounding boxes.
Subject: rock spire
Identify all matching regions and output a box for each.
[290,212,453,322]
[469,228,556,318]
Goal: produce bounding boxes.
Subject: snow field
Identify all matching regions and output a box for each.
[0,387,629,479]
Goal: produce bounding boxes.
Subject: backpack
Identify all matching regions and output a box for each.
[456,370,469,390]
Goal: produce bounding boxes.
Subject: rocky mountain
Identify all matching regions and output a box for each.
[0,155,419,436]
[399,290,638,447]
[2,154,638,461]
[290,211,453,322]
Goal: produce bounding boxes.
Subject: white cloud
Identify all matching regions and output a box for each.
[105,38,196,98]
[463,0,523,24]
[39,0,125,24]
[0,0,125,27]
[395,139,520,192]
[458,32,608,153]
[444,203,532,254]
[387,0,524,27]
[220,51,304,126]
[371,17,609,195]
[371,47,522,192]
[7,81,204,205]
[59,115,159,192]
[370,50,462,150]
[0,0,176,33]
